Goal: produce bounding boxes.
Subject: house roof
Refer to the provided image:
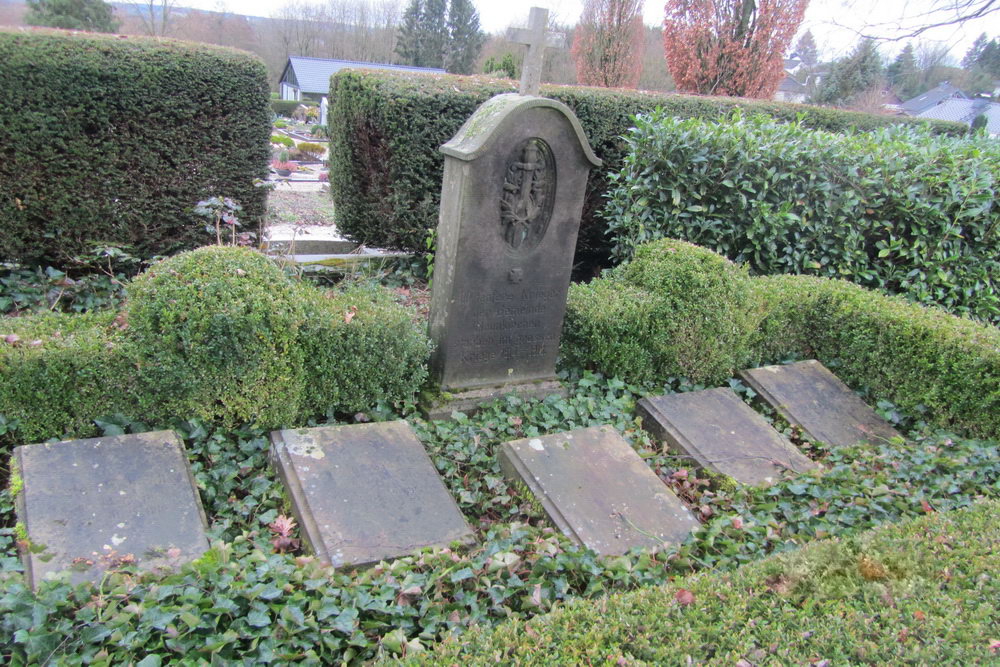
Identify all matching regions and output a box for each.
[918,98,1000,134]
[280,56,446,95]
[900,82,968,115]
[778,75,807,94]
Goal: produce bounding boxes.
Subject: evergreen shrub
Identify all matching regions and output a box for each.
[563,240,1000,438]
[422,500,1000,664]
[126,247,307,429]
[0,312,135,444]
[328,70,964,270]
[605,111,1000,324]
[751,274,1000,439]
[271,99,316,116]
[0,248,430,443]
[0,30,272,267]
[562,239,761,385]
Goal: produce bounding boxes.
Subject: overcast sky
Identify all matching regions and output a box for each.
[187,0,996,62]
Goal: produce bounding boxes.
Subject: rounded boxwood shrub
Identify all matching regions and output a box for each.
[125,246,307,428]
[563,239,762,385]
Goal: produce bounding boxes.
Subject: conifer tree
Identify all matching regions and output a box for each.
[25,0,119,32]
[793,30,818,67]
[445,0,485,74]
[813,38,884,106]
[396,0,426,66]
[887,43,920,99]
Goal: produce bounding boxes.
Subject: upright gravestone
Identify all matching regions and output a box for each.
[425,7,602,418]
[14,431,210,589]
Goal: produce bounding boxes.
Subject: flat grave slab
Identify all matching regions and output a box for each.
[499,425,698,556]
[740,360,903,448]
[269,420,474,568]
[637,388,819,486]
[14,430,209,589]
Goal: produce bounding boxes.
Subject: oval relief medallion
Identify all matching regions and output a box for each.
[499,137,556,254]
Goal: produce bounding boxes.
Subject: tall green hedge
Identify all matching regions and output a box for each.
[0,30,272,267]
[604,111,1000,324]
[563,241,1000,439]
[327,70,964,271]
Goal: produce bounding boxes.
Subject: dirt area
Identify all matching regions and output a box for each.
[266,190,337,227]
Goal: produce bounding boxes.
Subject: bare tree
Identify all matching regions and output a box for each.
[128,0,177,36]
[853,0,998,40]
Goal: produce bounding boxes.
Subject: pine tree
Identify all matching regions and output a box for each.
[421,0,448,69]
[962,33,989,69]
[396,0,426,66]
[794,30,818,67]
[25,0,119,32]
[445,0,485,74]
[887,43,920,99]
[813,38,884,106]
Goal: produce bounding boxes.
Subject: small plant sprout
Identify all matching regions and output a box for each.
[194,196,243,246]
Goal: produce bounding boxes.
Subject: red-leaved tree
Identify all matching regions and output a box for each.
[572,0,645,88]
[663,0,808,98]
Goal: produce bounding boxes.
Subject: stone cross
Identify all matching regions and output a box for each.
[508,7,566,96]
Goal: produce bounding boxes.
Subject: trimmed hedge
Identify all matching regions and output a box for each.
[750,274,1000,440]
[328,70,964,270]
[421,499,1000,664]
[126,247,308,429]
[271,99,317,116]
[0,29,272,267]
[605,111,1000,324]
[0,248,430,443]
[0,311,136,443]
[563,241,1000,439]
[562,239,762,385]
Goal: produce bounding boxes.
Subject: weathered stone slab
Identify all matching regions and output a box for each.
[14,430,209,589]
[269,421,474,568]
[499,425,698,556]
[637,388,819,486]
[425,91,601,415]
[740,360,903,448]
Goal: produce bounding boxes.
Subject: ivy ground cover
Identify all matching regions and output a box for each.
[2,373,998,663]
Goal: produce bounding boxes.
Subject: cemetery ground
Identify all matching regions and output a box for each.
[1,253,999,662]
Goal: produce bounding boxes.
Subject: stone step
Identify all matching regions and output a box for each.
[637,387,819,487]
[269,421,474,569]
[740,360,902,448]
[499,425,699,556]
[14,431,209,589]
[262,224,357,255]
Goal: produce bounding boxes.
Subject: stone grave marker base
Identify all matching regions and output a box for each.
[423,379,567,420]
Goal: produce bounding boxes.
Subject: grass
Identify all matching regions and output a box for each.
[414,499,1000,665]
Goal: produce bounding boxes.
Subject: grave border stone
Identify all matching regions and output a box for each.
[269,420,475,569]
[637,387,819,486]
[14,430,210,589]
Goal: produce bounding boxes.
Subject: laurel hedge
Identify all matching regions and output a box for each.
[0,30,272,267]
[604,111,1000,324]
[327,70,964,271]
